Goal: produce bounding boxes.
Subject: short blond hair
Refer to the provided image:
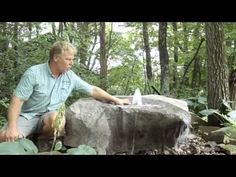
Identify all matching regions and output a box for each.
[49,41,77,60]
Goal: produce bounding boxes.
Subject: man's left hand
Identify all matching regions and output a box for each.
[114,98,130,105]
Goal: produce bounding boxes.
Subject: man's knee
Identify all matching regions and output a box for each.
[41,111,65,136]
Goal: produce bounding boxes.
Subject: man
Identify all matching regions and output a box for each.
[0,41,130,143]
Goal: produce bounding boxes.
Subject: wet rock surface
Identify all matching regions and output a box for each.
[115,133,226,155]
[64,96,191,154]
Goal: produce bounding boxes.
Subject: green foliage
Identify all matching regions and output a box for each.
[219,99,232,115]
[0,138,38,155]
[51,103,65,152]
[0,97,9,129]
[199,109,218,116]
[54,103,65,132]
[227,111,236,120]
[53,141,63,151]
[0,22,235,115]
[0,97,9,114]
[184,95,207,114]
[0,32,57,99]
[0,117,7,130]
[186,95,236,128]
[66,145,97,155]
[108,61,144,95]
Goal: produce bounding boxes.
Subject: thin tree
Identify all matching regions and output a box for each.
[172,22,178,90]
[27,22,32,40]
[191,23,202,88]
[142,22,153,94]
[99,22,107,91]
[52,22,56,36]
[159,22,169,95]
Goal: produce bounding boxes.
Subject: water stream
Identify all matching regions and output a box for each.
[131,88,142,154]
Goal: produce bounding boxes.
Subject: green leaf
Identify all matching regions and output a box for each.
[184,99,194,106]
[0,138,38,155]
[197,97,207,104]
[199,109,217,116]
[54,141,62,151]
[66,145,97,155]
[187,97,198,101]
[213,125,236,139]
[227,111,236,120]
[220,99,232,114]
[18,138,38,154]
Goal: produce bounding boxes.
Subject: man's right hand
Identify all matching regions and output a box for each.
[2,126,21,142]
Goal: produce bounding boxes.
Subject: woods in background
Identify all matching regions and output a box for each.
[0,22,235,114]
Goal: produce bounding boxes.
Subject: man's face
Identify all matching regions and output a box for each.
[55,48,74,73]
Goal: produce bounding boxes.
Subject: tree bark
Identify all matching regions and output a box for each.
[159,22,169,95]
[35,22,40,36]
[13,22,19,68]
[99,22,107,91]
[172,22,178,90]
[27,22,32,40]
[88,23,98,71]
[143,22,152,82]
[229,69,236,110]
[52,22,56,36]
[77,22,91,67]
[0,22,8,52]
[182,23,190,87]
[205,22,229,109]
[58,22,63,37]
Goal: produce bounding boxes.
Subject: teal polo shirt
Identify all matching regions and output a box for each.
[14,62,93,120]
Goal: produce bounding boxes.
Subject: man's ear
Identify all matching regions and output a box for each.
[54,55,60,62]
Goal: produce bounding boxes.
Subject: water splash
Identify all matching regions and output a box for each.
[132,88,142,106]
[174,125,190,150]
[131,88,142,154]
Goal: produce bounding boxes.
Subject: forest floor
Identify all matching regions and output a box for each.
[37,129,227,155]
[133,132,226,155]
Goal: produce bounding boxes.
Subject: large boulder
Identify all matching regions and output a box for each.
[63,95,191,154]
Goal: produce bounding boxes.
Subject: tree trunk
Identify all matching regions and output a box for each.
[229,69,236,110]
[182,23,189,87]
[106,23,113,59]
[88,23,98,70]
[77,22,91,67]
[159,22,169,95]
[228,39,236,72]
[191,56,201,88]
[172,22,178,90]
[205,22,229,109]
[142,22,152,83]
[192,23,202,88]
[58,22,63,37]
[35,22,40,36]
[99,22,107,91]
[0,22,8,52]
[13,22,19,68]
[27,22,32,40]
[64,22,75,43]
[52,22,56,35]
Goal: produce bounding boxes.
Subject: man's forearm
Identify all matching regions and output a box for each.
[7,95,23,128]
[91,86,119,103]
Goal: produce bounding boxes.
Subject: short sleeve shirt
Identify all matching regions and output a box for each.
[14,62,92,119]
